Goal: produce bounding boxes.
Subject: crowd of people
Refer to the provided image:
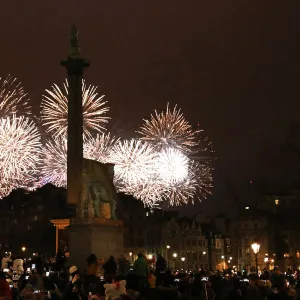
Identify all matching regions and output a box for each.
[0,251,300,300]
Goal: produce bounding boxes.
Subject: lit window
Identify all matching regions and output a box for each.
[275,199,279,205]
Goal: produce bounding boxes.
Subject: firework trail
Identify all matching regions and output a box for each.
[0,75,30,118]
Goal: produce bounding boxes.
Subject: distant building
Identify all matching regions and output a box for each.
[0,184,74,256]
[0,185,232,270]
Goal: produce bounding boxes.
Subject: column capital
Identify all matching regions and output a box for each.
[61,57,89,76]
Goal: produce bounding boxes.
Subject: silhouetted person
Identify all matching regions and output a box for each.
[103,256,117,283]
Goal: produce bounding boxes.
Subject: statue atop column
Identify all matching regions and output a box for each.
[70,24,81,57]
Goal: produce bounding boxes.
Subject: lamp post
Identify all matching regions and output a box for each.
[251,242,260,274]
[166,245,170,267]
[21,246,26,252]
[221,255,225,270]
[181,257,185,270]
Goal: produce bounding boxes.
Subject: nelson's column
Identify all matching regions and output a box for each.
[61,25,88,211]
[61,26,123,268]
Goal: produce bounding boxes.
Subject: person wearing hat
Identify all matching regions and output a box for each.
[64,266,86,300]
[83,254,103,296]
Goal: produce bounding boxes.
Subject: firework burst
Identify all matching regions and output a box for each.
[138,103,198,153]
[0,75,30,118]
[40,137,67,187]
[0,115,41,198]
[156,148,189,184]
[84,133,119,163]
[108,139,157,191]
[152,147,196,206]
[41,79,109,140]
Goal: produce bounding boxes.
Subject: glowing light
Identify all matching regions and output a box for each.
[251,243,260,254]
[0,75,30,118]
[156,148,188,183]
[0,116,41,198]
[41,79,109,140]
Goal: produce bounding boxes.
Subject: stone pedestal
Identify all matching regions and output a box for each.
[68,218,124,270]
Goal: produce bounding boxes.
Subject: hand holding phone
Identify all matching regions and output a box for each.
[72,274,80,285]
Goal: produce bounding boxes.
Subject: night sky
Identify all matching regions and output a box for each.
[1,1,300,214]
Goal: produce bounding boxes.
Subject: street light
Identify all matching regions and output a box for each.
[173,253,177,258]
[251,242,260,274]
[221,255,225,270]
[203,251,206,255]
[181,257,185,269]
[21,246,26,252]
[166,245,170,267]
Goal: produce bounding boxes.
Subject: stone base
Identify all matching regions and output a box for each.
[68,218,124,271]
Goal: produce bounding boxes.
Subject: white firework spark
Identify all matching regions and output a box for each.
[153,147,195,206]
[40,133,119,188]
[108,139,157,191]
[41,79,109,140]
[156,148,189,184]
[40,137,67,187]
[0,116,41,198]
[84,133,119,163]
[138,103,198,153]
[0,75,30,118]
